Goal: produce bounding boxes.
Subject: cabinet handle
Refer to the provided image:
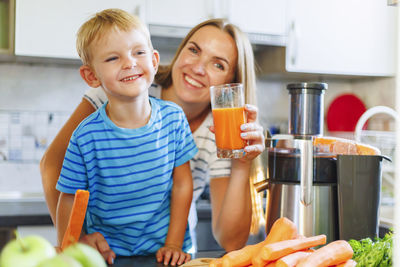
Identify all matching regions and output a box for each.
[288,21,299,66]
[133,4,145,23]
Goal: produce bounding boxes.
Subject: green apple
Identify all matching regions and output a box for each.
[36,254,83,267]
[62,243,107,267]
[0,235,56,267]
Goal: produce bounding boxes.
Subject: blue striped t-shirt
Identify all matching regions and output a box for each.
[56,97,198,256]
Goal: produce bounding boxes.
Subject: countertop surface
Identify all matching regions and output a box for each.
[0,199,213,228]
[111,250,225,267]
[0,199,52,227]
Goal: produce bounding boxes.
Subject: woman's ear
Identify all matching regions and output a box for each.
[79,65,101,88]
[152,50,160,72]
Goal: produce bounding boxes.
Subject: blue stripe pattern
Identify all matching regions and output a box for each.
[56,97,197,256]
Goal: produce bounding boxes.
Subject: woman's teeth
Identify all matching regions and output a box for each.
[184,75,202,87]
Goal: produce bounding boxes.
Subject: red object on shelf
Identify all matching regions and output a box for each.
[327,94,367,132]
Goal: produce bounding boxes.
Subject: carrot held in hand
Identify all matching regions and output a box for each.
[261,234,327,261]
[296,240,353,267]
[275,251,313,267]
[61,189,90,250]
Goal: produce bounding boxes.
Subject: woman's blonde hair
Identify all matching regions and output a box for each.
[76,8,152,66]
[156,19,264,234]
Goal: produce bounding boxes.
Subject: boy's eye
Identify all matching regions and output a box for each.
[136,50,146,55]
[105,56,118,62]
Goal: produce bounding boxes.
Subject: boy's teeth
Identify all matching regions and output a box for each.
[122,75,138,82]
[185,75,202,87]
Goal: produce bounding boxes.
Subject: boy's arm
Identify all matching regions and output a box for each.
[165,161,193,248]
[56,192,75,247]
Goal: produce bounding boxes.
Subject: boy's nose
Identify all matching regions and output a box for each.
[122,56,136,69]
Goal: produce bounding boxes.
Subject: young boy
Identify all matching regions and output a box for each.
[56,8,197,266]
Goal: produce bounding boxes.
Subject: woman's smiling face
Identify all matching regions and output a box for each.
[171,25,238,105]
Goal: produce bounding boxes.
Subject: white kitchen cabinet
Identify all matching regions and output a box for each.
[15,0,146,59]
[147,0,214,28]
[227,0,287,46]
[285,0,397,76]
[147,0,287,46]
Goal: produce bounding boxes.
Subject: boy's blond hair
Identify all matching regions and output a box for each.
[76,8,152,66]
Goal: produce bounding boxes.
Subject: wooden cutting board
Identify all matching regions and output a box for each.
[181,258,217,266]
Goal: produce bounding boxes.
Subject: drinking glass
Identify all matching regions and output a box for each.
[210,83,246,158]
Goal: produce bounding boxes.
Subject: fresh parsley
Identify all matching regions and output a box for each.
[348,231,393,267]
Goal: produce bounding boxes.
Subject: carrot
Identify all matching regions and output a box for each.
[222,217,298,267]
[61,189,90,250]
[296,240,353,267]
[264,217,298,244]
[265,261,276,267]
[275,251,313,267]
[261,234,326,261]
[336,259,357,267]
[209,258,223,267]
[222,242,264,267]
[252,217,298,267]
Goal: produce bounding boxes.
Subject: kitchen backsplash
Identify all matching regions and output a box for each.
[0,110,69,162]
[0,109,69,196]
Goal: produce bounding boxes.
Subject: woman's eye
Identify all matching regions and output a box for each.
[189,47,198,54]
[214,63,225,70]
[105,56,118,62]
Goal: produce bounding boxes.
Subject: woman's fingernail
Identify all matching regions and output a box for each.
[240,124,247,130]
[241,133,247,137]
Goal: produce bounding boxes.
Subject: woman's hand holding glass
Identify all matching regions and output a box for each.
[209,103,264,161]
[239,104,265,161]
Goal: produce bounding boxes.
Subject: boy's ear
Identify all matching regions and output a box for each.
[152,50,160,72]
[79,65,101,88]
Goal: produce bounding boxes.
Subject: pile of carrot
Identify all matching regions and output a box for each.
[210,217,355,267]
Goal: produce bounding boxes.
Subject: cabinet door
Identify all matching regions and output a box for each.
[15,0,146,59]
[147,0,214,28]
[286,0,396,76]
[228,0,287,36]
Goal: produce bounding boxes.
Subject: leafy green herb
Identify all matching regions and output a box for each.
[348,231,393,267]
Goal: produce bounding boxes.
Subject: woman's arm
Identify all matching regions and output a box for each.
[40,99,96,225]
[209,161,252,252]
[209,104,265,252]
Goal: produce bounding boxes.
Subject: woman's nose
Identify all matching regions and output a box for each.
[192,60,206,76]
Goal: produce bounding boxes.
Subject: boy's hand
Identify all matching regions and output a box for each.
[156,245,191,266]
[79,232,116,265]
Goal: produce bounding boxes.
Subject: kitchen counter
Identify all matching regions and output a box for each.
[111,250,225,267]
[0,200,52,227]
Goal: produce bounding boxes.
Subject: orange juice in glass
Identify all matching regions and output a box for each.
[210,83,246,158]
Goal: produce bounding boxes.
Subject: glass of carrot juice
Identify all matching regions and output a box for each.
[210,83,246,158]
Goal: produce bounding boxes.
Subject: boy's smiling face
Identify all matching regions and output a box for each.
[81,27,159,102]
